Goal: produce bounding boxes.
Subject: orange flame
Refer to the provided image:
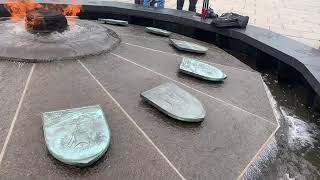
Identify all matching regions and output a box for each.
[5,0,44,21]
[63,0,81,16]
[5,0,82,21]
[62,0,81,25]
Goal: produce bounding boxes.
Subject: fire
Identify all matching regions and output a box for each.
[63,0,81,16]
[5,0,82,21]
[62,0,81,25]
[5,0,44,21]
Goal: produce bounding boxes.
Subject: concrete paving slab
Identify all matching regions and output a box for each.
[0,61,181,180]
[81,54,277,179]
[113,43,277,123]
[122,35,254,71]
[0,62,32,150]
[100,24,253,71]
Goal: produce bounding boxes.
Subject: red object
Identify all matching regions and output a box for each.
[201,0,209,19]
[202,8,208,19]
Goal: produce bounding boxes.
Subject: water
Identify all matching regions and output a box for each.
[245,71,320,180]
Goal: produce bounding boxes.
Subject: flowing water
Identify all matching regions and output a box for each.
[245,71,320,180]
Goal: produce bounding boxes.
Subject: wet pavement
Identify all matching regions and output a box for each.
[247,72,320,180]
[0,21,278,179]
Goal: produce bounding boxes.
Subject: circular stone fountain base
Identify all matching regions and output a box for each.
[0,18,121,62]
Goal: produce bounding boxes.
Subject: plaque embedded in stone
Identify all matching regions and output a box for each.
[180,58,227,81]
[42,105,110,167]
[141,83,206,122]
[98,18,129,26]
[170,39,208,54]
[145,27,172,37]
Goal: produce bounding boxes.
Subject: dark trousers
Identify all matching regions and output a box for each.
[135,0,142,4]
[177,0,198,12]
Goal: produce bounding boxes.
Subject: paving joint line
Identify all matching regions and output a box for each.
[78,60,186,180]
[111,53,277,126]
[0,63,36,166]
[236,125,279,180]
[123,42,257,74]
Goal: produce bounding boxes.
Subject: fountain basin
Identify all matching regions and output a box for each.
[0,19,120,62]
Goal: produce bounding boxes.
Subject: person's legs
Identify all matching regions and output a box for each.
[188,0,198,12]
[143,0,152,7]
[157,0,165,8]
[134,0,141,4]
[150,0,156,7]
[143,0,148,7]
[177,0,184,10]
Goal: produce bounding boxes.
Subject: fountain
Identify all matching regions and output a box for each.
[0,2,121,62]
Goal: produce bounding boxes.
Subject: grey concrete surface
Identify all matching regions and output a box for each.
[116,31,255,72]
[0,21,278,179]
[113,42,277,122]
[0,62,32,151]
[81,53,277,179]
[0,62,181,180]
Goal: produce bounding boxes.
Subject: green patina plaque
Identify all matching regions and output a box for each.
[141,82,206,122]
[145,27,172,37]
[42,105,110,167]
[170,39,208,54]
[180,58,227,81]
[98,18,129,26]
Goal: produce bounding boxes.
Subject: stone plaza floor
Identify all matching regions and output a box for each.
[0,21,279,179]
